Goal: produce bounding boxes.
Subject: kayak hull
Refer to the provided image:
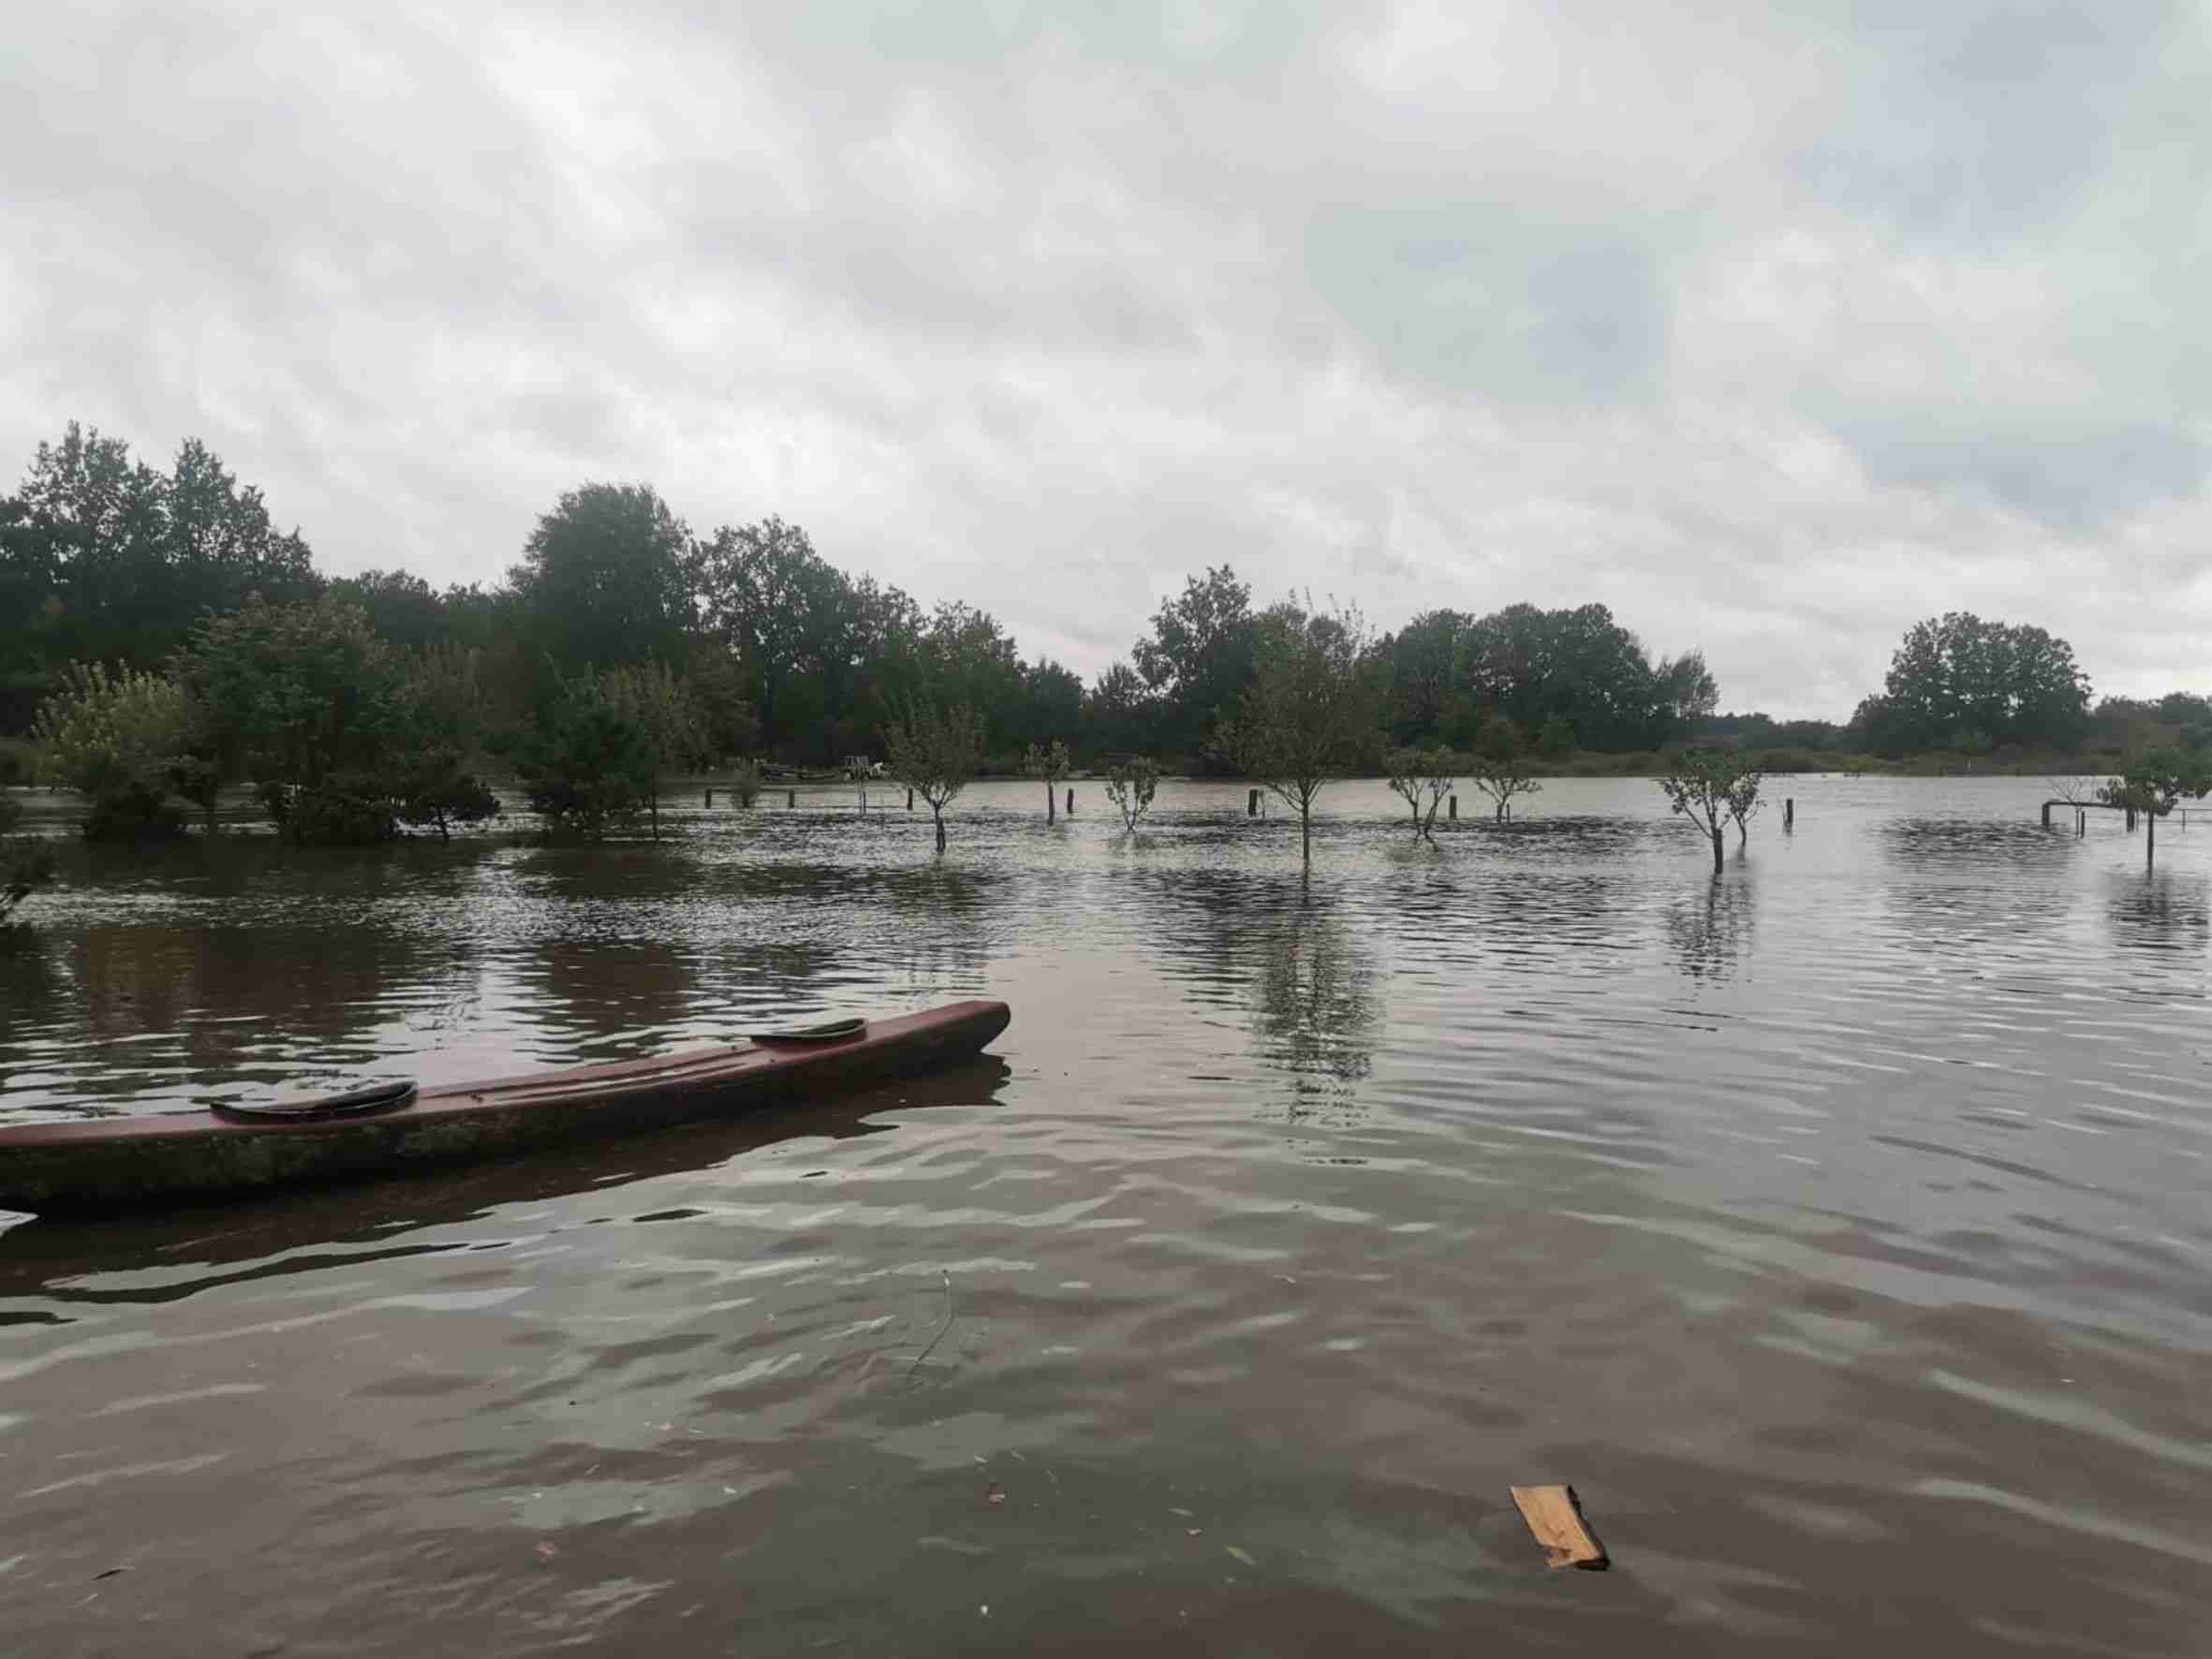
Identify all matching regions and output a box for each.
[0,1000,1010,1218]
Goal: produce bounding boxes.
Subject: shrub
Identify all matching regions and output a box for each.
[31,663,195,839]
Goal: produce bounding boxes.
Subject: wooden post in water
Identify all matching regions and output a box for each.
[2126,805,2137,830]
[1248,788,1260,817]
[1785,797,1794,829]
[907,788,914,811]
[787,789,796,809]
[704,787,713,808]
[1449,794,1457,820]
[2041,800,2052,828]
[1066,786,1074,816]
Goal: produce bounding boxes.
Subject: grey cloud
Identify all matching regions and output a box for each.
[4,0,2209,716]
[1305,205,1663,401]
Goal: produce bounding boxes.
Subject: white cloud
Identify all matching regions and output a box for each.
[4,0,2208,716]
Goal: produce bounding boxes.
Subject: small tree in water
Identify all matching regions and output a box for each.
[1467,715,1540,822]
[1385,745,1454,841]
[1222,598,1375,864]
[1103,756,1160,832]
[728,757,763,807]
[1024,739,1071,824]
[600,660,706,842]
[2101,748,2212,869]
[885,696,984,853]
[1659,749,1762,874]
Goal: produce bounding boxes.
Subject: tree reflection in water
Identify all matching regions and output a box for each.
[2104,869,2209,962]
[1664,869,1756,983]
[1248,885,1377,1106]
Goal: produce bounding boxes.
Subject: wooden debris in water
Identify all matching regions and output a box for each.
[1510,1484,1609,1570]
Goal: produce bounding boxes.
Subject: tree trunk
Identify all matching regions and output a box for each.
[1046,782,1055,825]
[1710,823,1724,874]
[1301,803,1312,863]
[935,811,947,854]
[2147,810,2156,869]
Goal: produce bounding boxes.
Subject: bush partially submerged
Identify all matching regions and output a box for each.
[1104,756,1160,832]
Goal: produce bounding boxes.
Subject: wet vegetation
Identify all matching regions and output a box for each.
[3,421,2207,867]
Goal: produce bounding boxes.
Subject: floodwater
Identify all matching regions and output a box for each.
[1,776,2207,1655]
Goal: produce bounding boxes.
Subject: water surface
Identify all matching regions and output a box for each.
[3,776,2207,1654]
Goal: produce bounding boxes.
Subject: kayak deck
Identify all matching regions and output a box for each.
[0,999,1010,1218]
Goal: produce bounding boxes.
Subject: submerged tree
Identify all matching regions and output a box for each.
[1025,738,1071,824]
[1467,716,1541,822]
[2101,748,2212,869]
[389,645,500,840]
[1658,750,1762,874]
[32,662,199,839]
[600,660,707,842]
[885,696,984,853]
[511,673,656,841]
[0,791,54,924]
[1385,745,1454,841]
[1222,598,1375,864]
[1103,756,1160,833]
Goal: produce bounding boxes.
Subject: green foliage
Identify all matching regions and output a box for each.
[1132,565,1259,765]
[1852,612,2089,754]
[182,593,394,789]
[386,645,499,839]
[1024,738,1071,822]
[1385,745,1454,841]
[1659,749,1763,873]
[2101,746,2212,866]
[1373,601,1710,753]
[1103,756,1160,833]
[31,662,197,839]
[1222,597,1376,863]
[512,673,656,841]
[600,659,707,839]
[1535,715,1576,757]
[1,423,319,688]
[508,482,693,680]
[884,696,984,852]
[693,517,851,753]
[1467,754,1541,820]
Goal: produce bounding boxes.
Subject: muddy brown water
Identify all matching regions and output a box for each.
[1,777,2206,1655]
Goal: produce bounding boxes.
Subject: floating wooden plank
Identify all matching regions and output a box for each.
[1510,1484,1609,1570]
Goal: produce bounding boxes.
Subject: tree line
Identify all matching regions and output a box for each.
[6,422,2201,856]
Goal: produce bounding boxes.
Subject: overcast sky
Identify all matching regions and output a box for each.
[5,2,2207,717]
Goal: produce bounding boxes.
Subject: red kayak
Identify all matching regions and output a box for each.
[0,1000,1010,1218]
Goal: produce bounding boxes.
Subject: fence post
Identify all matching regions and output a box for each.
[1449,794,1457,820]
[1248,788,1260,818]
[1785,797,1794,829]
[1066,786,1074,815]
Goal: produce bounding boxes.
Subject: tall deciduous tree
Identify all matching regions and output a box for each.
[1131,565,1259,763]
[692,516,853,756]
[1856,612,2090,753]
[508,483,693,679]
[2,424,318,693]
